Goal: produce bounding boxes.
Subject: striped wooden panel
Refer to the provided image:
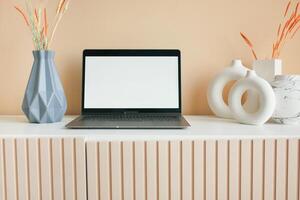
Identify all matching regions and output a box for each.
[87,139,300,200]
[0,138,86,200]
[253,139,264,200]
[170,141,181,200]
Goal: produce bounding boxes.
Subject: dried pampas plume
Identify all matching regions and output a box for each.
[14,0,71,50]
[240,1,300,60]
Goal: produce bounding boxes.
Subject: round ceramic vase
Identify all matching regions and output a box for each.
[271,75,300,125]
[207,60,248,118]
[228,70,275,125]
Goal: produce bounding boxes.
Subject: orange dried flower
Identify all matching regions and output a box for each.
[251,49,258,60]
[291,24,300,38]
[272,1,300,58]
[240,32,258,60]
[14,0,71,50]
[240,32,253,48]
[14,6,29,26]
[277,24,282,36]
[56,0,66,14]
[44,8,48,35]
[284,1,291,17]
[34,9,39,22]
[294,2,299,15]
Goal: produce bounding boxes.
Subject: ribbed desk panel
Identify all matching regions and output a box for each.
[87,139,300,200]
[0,137,86,200]
[1,138,299,200]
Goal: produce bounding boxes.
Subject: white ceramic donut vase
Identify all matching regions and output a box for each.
[228,70,275,125]
[207,60,248,118]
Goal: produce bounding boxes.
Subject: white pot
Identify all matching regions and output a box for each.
[253,59,282,83]
[207,60,248,118]
[228,70,275,125]
[271,75,300,124]
[245,59,282,113]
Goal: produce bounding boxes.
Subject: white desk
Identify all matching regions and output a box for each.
[0,115,299,140]
[0,115,299,200]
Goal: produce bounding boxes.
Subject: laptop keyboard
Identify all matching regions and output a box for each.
[81,114,180,122]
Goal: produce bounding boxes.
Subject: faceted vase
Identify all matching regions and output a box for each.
[22,51,67,123]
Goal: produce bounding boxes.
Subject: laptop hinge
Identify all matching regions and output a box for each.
[82,112,180,116]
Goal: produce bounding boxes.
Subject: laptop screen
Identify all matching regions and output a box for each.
[84,56,179,109]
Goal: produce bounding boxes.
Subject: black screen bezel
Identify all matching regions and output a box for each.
[81,49,182,114]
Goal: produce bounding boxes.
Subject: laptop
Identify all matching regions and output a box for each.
[66,49,190,129]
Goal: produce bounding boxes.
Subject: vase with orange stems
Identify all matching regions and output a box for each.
[15,0,70,123]
[240,0,299,83]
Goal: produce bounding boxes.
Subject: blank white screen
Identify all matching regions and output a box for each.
[84,56,179,109]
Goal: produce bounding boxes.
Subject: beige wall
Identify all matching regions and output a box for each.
[1,0,300,115]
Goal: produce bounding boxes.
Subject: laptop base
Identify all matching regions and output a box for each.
[66,114,190,129]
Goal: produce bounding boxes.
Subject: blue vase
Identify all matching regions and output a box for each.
[22,51,67,123]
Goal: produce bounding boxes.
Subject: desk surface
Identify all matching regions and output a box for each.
[0,115,299,140]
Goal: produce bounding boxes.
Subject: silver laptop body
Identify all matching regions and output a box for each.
[66,49,190,129]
